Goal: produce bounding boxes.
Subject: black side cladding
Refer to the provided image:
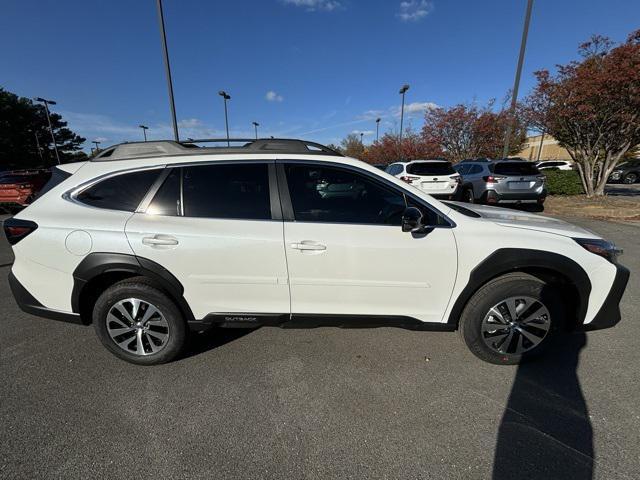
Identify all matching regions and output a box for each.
[72,253,195,323]
[447,248,592,327]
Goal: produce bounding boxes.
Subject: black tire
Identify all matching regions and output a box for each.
[464,187,475,203]
[458,272,564,365]
[93,277,187,365]
[623,172,638,184]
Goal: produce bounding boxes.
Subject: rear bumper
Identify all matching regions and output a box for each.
[484,189,547,203]
[8,271,83,324]
[581,263,630,331]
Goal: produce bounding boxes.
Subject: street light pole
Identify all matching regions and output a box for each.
[398,84,410,143]
[139,125,149,141]
[252,121,259,140]
[92,140,101,153]
[218,91,231,146]
[34,97,61,164]
[502,0,534,158]
[360,132,364,145]
[375,118,381,142]
[156,0,179,141]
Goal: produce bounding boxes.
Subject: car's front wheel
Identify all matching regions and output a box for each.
[458,272,563,364]
[623,172,638,184]
[93,278,187,365]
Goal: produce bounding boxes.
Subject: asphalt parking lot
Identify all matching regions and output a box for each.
[1,214,638,479]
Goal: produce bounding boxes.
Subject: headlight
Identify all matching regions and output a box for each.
[574,238,623,264]
[610,171,622,178]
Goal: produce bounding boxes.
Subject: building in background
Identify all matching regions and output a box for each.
[517,134,571,161]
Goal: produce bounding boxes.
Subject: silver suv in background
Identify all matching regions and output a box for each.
[454,160,547,206]
[386,160,461,199]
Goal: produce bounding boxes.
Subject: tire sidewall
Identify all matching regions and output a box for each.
[93,281,187,365]
[459,274,564,365]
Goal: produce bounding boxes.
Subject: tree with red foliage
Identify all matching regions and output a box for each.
[361,129,443,165]
[523,30,640,196]
[421,102,526,163]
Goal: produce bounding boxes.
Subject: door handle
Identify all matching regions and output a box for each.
[142,235,179,247]
[290,241,326,251]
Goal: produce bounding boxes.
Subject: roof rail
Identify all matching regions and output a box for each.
[91,138,343,161]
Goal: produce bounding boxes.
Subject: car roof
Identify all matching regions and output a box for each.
[407,159,449,163]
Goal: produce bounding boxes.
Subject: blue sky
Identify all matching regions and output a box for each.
[2,0,639,150]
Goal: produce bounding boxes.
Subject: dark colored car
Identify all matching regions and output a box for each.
[0,170,51,213]
[608,160,640,184]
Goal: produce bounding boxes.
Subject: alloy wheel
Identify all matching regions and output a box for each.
[106,298,170,356]
[481,296,551,355]
[623,173,637,184]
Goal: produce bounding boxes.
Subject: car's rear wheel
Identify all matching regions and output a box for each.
[458,272,563,364]
[464,187,475,203]
[623,172,638,184]
[93,278,187,365]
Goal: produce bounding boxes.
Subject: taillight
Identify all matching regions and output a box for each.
[453,175,462,184]
[400,175,420,183]
[3,219,38,245]
[482,175,507,183]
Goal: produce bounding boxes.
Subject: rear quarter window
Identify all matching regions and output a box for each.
[75,169,160,212]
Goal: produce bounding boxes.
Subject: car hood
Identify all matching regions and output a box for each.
[446,202,600,239]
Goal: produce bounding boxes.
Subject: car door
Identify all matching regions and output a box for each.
[279,161,457,323]
[125,161,290,321]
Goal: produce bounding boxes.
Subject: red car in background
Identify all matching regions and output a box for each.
[0,169,51,213]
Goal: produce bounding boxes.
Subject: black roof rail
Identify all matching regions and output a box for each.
[91,138,344,161]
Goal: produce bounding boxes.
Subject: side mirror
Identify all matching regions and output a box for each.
[401,207,424,232]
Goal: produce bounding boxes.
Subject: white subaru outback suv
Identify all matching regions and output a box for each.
[5,139,629,365]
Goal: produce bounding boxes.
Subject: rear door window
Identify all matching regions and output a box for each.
[182,163,271,220]
[407,162,455,176]
[494,162,540,176]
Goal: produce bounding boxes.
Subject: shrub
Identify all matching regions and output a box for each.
[543,170,584,195]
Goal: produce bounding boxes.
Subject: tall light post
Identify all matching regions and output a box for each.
[502,0,534,158]
[218,90,231,146]
[375,118,381,142]
[360,132,364,145]
[252,121,259,140]
[156,0,179,141]
[398,84,410,143]
[139,125,149,141]
[33,97,61,164]
[92,140,101,153]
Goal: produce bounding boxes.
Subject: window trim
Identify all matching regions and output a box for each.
[139,160,281,221]
[275,160,455,228]
[64,166,166,213]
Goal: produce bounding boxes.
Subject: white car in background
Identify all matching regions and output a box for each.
[535,160,574,171]
[386,160,461,199]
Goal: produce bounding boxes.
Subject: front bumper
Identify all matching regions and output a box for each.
[9,271,83,324]
[581,263,630,331]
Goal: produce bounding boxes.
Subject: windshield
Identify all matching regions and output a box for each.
[492,162,540,176]
[407,162,455,176]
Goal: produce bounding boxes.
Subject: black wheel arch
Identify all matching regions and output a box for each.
[447,248,591,330]
[72,253,195,325]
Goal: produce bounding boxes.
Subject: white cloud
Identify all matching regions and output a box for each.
[282,0,342,12]
[351,130,375,136]
[93,136,108,143]
[393,101,439,117]
[61,111,221,148]
[397,0,433,22]
[357,109,385,121]
[265,90,284,102]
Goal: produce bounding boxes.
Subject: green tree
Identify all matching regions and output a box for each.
[0,87,86,169]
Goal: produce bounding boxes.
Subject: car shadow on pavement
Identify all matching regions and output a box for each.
[492,332,593,480]
[182,327,256,359]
